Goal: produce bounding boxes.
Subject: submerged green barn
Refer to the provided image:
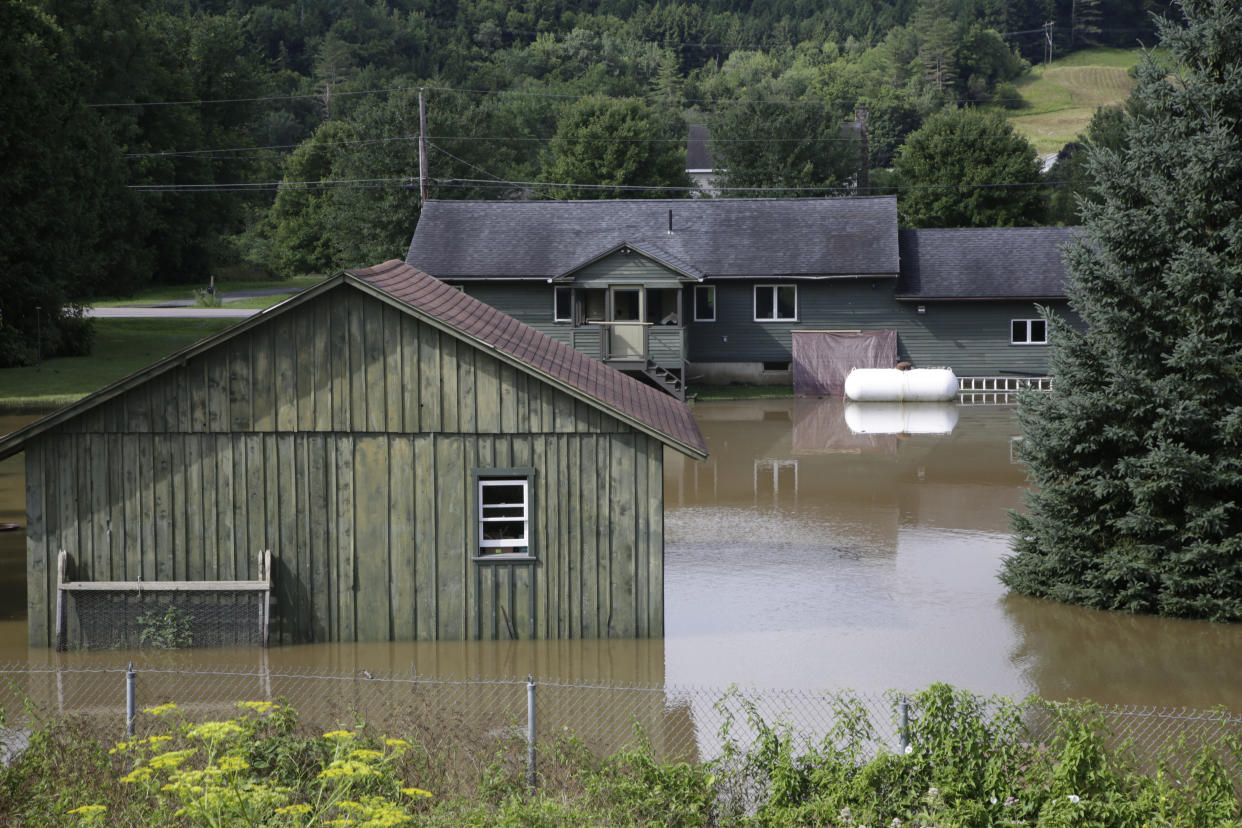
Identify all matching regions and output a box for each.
[0,262,707,647]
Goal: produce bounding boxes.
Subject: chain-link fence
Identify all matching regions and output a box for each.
[1,662,1240,786]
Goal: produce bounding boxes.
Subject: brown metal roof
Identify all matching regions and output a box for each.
[349,260,708,458]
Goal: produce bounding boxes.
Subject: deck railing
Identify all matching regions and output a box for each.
[571,323,684,367]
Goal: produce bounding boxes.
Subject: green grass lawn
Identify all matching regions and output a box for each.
[1007,47,1142,154]
[0,318,236,410]
[688,384,793,401]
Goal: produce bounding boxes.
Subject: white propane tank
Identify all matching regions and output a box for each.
[844,401,960,435]
[843,368,959,402]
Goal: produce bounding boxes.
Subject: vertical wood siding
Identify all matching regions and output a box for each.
[26,286,666,645]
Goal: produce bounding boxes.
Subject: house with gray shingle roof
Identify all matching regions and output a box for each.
[406,196,1080,396]
[1,261,706,646]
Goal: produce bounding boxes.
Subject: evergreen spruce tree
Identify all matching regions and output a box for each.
[1001,0,1242,621]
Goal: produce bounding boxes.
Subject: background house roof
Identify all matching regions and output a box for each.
[351,260,708,457]
[896,227,1079,300]
[406,197,900,279]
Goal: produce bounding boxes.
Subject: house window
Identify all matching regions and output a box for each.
[474,468,536,561]
[554,287,572,322]
[1011,319,1047,345]
[694,285,716,322]
[754,284,797,322]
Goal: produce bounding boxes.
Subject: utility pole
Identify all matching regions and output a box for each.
[418,88,429,204]
[854,103,869,192]
[1043,21,1055,65]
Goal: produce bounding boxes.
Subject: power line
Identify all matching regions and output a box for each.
[123,134,417,160]
[89,76,1039,113]
[426,143,506,184]
[127,175,1069,195]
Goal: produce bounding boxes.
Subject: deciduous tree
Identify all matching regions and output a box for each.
[895,107,1044,226]
[542,95,688,199]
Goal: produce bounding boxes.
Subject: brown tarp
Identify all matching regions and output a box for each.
[791,330,898,397]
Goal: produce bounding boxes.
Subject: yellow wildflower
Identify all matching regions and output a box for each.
[236,700,275,713]
[215,754,250,773]
[67,805,106,816]
[318,760,378,780]
[349,749,384,762]
[149,749,197,770]
[401,787,433,799]
[120,766,153,784]
[323,729,355,741]
[384,738,411,749]
[187,720,244,742]
[275,804,313,816]
[143,702,179,717]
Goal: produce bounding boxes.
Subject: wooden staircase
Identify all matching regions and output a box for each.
[641,360,685,401]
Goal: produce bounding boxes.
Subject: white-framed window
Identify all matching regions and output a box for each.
[554,287,572,322]
[1011,319,1047,345]
[754,284,797,322]
[694,285,716,322]
[474,468,536,560]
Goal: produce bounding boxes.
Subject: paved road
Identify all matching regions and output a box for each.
[87,307,259,318]
[87,287,303,318]
[141,287,300,308]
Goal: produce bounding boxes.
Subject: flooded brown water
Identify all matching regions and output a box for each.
[3,402,1242,710]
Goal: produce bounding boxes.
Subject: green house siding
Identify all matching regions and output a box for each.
[569,253,687,287]
[25,285,666,646]
[683,280,1075,376]
[463,283,567,344]
[895,300,1078,376]
[459,280,1075,379]
[684,280,901,363]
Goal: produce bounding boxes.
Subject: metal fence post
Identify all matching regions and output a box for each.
[897,694,909,753]
[526,675,537,790]
[125,663,136,737]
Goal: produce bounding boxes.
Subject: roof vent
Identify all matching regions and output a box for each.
[668,209,673,234]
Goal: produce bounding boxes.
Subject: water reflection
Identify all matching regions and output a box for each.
[5,404,1242,711]
[844,401,959,435]
[1002,593,1242,709]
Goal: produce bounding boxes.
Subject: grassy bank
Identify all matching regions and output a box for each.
[2,684,1238,827]
[689,384,793,401]
[0,319,236,411]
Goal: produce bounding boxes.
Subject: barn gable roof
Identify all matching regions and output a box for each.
[349,261,706,456]
[406,197,900,279]
[896,227,1079,300]
[0,264,708,461]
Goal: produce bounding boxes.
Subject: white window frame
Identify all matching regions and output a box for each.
[694,285,716,322]
[754,284,797,322]
[473,468,536,561]
[1011,318,1048,345]
[554,287,572,323]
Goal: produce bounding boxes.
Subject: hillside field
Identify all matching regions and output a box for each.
[1008,47,1141,154]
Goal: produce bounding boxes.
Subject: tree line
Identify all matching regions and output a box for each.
[1,0,1167,366]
